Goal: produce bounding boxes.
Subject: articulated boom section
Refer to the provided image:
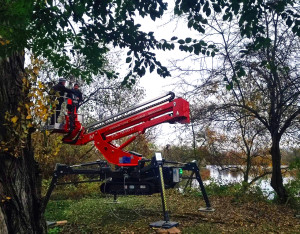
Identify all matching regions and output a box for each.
[90,97,189,166]
[62,93,190,167]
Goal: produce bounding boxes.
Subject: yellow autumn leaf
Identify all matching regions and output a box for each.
[38,81,42,89]
[0,39,9,46]
[27,123,33,128]
[33,66,39,75]
[6,197,11,200]
[11,116,18,123]
[26,115,32,119]
[37,90,43,97]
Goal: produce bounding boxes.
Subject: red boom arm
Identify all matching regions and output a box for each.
[60,96,190,166]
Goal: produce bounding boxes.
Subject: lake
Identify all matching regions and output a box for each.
[196,165,295,199]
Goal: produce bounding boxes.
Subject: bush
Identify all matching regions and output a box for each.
[285,158,300,212]
[42,175,102,201]
[182,179,270,204]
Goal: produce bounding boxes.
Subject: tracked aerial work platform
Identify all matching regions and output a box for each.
[43,92,214,229]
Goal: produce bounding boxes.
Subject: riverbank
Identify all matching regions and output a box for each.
[46,190,300,233]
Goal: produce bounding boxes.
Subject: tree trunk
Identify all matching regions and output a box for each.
[0,53,46,233]
[243,149,252,183]
[270,137,288,203]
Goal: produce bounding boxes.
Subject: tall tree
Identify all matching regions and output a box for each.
[173,0,300,202]
[0,1,172,233]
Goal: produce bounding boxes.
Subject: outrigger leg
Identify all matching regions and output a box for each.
[181,162,214,212]
[42,160,111,214]
[149,153,179,229]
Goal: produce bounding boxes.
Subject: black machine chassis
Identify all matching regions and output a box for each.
[42,156,212,213]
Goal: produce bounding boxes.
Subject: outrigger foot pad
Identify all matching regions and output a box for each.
[150,220,179,229]
[198,207,215,212]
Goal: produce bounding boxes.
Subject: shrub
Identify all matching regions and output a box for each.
[42,175,102,201]
[285,158,300,212]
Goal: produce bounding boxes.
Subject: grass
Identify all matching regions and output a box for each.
[45,188,300,234]
[46,195,163,233]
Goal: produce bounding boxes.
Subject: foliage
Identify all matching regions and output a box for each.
[47,227,61,234]
[289,157,300,176]
[42,176,102,201]
[0,0,34,55]
[285,157,300,211]
[174,0,299,40]
[191,180,240,197]
[0,56,54,155]
[185,180,276,206]
[0,0,177,84]
[282,147,300,165]
[125,134,156,158]
[161,144,208,163]
[33,131,102,178]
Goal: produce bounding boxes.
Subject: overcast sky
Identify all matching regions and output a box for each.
[130,4,199,147]
[133,1,200,100]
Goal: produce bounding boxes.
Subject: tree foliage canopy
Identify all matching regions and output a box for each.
[0,0,174,83]
[175,0,299,38]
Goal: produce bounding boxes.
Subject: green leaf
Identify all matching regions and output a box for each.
[200,40,207,46]
[237,68,246,77]
[178,39,185,44]
[171,36,178,40]
[150,64,155,73]
[185,37,192,43]
[286,17,293,27]
[260,61,267,66]
[188,20,194,28]
[212,3,221,13]
[203,1,209,13]
[206,8,211,17]
[126,57,132,63]
[223,13,232,21]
